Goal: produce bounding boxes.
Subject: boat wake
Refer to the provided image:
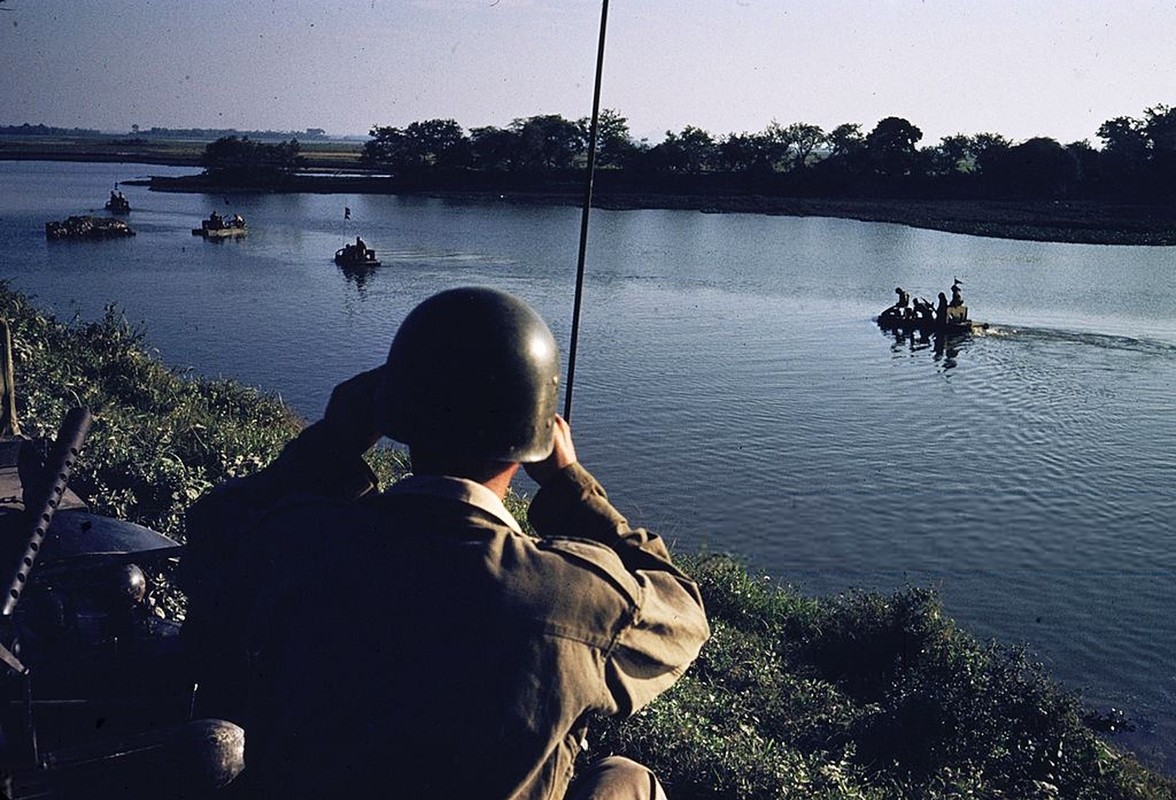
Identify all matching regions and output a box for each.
[981,324,1176,356]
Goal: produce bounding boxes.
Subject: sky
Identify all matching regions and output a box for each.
[1,0,1174,148]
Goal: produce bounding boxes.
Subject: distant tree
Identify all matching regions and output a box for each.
[645,126,717,173]
[508,115,585,172]
[362,119,469,172]
[580,108,641,169]
[755,121,794,172]
[781,122,828,170]
[924,132,1011,182]
[1143,104,1176,195]
[827,123,866,160]
[811,123,869,190]
[1065,139,1101,190]
[1143,104,1176,155]
[865,117,923,177]
[1096,115,1149,178]
[716,132,769,173]
[984,137,1079,198]
[202,136,303,183]
[469,125,521,171]
[928,134,973,176]
[411,118,470,168]
[362,125,410,170]
[969,132,1013,175]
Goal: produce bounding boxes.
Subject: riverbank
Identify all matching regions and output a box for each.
[143,170,1176,246]
[488,192,1176,247]
[146,177,1176,247]
[1,283,1171,799]
[4,136,1174,245]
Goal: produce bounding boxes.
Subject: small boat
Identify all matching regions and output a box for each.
[105,190,131,215]
[877,307,981,336]
[335,239,380,268]
[192,212,247,238]
[877,281,985,336]
[46,215,135,240]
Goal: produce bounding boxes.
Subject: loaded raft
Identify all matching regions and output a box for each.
[877,279,985,336]
[45,216,135,241]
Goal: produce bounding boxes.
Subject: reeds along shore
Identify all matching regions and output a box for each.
[0,283,1172,798]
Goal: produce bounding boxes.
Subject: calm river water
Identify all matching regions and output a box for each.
[3,161,1175,771]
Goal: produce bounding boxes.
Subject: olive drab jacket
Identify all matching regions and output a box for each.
[181,423,710,799]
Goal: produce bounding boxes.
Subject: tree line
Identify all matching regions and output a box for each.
[357,106,1176,202]
[196,106,1175,201]
[201,135,305,183]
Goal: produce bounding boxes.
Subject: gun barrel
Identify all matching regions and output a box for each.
[1,407,93,617]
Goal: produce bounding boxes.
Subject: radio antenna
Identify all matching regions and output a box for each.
[563,0,610,422]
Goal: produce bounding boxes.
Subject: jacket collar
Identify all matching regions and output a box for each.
[385,474,523,534]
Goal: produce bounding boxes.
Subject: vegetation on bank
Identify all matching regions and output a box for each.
[356,105,1176,204]
[5,127,1176,244]
[1,283,1171,798]
[171,102,1176,207]
[200,135,305,184]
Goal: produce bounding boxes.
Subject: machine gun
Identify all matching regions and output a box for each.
[0,321,243,798]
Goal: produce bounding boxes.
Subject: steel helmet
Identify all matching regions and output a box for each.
[375,287,560,463]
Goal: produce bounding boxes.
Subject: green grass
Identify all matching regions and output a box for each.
[0,282,407,618]
[1,282,1170,798]
[593,555,1174,798]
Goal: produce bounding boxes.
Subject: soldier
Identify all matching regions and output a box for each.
[182,286,710,799]
[936,292,949,326]
[949,278,965,308]
[881,286,910,321]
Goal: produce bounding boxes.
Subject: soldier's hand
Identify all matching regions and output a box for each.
[323,367,383,456]
[524,415,577,486]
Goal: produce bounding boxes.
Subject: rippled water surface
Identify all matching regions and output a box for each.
[3,161,1175,771]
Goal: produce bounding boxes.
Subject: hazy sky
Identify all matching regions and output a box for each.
[2,0,1173,147]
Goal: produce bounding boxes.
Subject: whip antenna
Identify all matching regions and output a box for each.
[563,0,610,422]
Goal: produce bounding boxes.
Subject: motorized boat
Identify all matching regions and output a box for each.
[191,212,246,238]
[104,191,131,215]
[877,281,985,336]
[876,306,982,336]
[335,239,380,268]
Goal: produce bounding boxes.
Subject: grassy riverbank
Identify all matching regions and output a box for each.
[1,283,1171,798]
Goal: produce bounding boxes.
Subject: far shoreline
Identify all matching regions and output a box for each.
[147,173,1176,247]
[5,145,1175,246]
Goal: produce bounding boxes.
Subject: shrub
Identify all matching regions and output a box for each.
[588,554,1174,799]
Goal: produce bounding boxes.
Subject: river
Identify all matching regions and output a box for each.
[2,160,1174,772]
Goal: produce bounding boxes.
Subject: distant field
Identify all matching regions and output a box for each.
[0,135,364,170]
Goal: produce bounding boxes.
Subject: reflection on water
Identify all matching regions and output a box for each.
[2,161,1175,773]
[337,262,379,294]
[881,326,973,370]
